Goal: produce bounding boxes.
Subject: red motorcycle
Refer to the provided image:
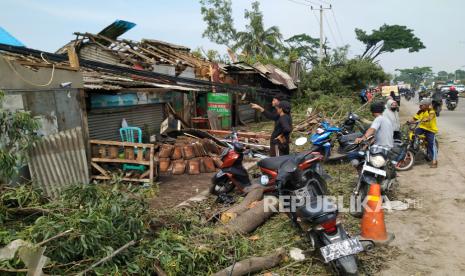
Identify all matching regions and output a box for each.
[210,141,328,196]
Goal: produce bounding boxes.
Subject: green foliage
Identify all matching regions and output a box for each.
[0,91,40,182]
[356,24,425,60]
[200,0,237,48]
[233,1,283,58]
[301,58,388,95]
[284,34,320,69]
[192,47,230,63]
[394,67,433,88]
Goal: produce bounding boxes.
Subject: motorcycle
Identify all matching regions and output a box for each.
[396,122,439,171]
[432,100,442,117]
[273,142,366,275]
[348,137,397,217]
[445,95,458,111]
[210,139,327,195]
[309,113,366,160]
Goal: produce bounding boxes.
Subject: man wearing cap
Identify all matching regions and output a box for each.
[251,95,292,156]
[409,98,438,168]
[355,101,394,149]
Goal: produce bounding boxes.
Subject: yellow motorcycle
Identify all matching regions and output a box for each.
[396,122,438,171]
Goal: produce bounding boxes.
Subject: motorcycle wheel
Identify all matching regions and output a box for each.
[396,150,415,171]
[330,256,359,276]
[350,184,368,218]
[209,179,234,195]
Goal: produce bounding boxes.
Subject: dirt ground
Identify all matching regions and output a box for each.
[381,98,465,275]
[149,173,214,209]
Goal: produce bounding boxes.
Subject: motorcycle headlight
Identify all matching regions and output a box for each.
[260,175,269,186]
[369,155,386,168]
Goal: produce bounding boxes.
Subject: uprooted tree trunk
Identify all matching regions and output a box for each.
[213,248,287,276]
[220,187,265,223]
[218,196,278,234]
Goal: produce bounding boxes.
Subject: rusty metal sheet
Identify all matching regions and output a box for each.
[28,127,88,198]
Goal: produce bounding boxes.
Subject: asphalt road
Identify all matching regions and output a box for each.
[381,96,465,275]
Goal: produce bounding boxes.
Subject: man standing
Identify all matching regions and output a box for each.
[251,95,292,156]
[409,99,438,168]
[383,99,401,140]
[355,101,394,149]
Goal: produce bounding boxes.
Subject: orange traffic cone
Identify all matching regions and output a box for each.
[360,183,394,244]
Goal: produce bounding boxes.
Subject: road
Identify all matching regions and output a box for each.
[381,97,465,275]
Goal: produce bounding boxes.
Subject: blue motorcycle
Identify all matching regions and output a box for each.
[308,113,366,160]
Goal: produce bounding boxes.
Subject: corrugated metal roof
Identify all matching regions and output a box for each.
[252,62,297,90]
[28,127,89,198]
[97,20,136,45]
[0,27,25,47]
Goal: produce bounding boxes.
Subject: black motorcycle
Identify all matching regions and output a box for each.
[271,152,367,275]
[348,138,397,217]
[446,95,458,111]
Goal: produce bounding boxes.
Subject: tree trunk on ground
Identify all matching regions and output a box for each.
[219,196,278,234]
[220,187,265,223]
[213,248,286,276]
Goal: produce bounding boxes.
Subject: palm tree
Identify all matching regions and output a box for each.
[233,1,283,59]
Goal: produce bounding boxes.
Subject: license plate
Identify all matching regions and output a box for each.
[216,171,225,178]
[450,101,457,104]
[294,187,311,200]
[362,164,386,176]
[320,237,364,263]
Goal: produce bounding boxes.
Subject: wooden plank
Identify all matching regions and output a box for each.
[92,175,151,183]
[139,169,150,179]
[67,45,80,69]
[91,162,109,177]
[149,146,154,183]
[15,61,78,71]
[89,139,154,149]
[91,158,150,165]
[200,129,271,139]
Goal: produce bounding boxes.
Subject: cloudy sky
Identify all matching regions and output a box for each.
[2,0,464,73]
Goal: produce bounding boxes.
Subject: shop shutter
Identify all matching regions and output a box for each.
[87,104,165,141]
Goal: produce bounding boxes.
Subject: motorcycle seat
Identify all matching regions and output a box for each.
[258,152,316,171]
[258,155,290,171]
[296,197,338,224]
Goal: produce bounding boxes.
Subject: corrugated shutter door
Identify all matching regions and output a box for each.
[88,104,165,141]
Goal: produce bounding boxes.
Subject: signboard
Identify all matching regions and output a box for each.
[381,85,399,97]
[207,92,231,129]
[91,92,172,108]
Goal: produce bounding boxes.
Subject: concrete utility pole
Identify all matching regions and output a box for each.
[311,5,332,64]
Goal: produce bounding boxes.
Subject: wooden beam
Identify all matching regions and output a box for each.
[91,158,150,165]
[90,139,154,149]
[91,162,109,177]
[200,129,271,139]
[15,61,78,71]
[67,45,80,69]
[92,175,151,183]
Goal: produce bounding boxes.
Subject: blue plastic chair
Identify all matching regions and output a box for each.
[120,127,146,172]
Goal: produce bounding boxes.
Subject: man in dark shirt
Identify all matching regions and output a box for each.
[251,95,292,156]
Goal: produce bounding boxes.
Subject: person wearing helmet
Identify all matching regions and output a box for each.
[409,98,438,168]
[446,86,459,102]
[355,101,394,149]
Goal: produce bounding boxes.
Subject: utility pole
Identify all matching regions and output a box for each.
[311,5,332,64]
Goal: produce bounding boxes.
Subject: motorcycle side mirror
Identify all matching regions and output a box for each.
[295,137,308,146]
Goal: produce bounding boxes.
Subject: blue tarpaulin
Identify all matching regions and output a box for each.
[0,27,25,47]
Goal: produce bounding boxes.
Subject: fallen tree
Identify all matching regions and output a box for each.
[213,248,287,276]
[220,187,265,223]
[218,196,278,234]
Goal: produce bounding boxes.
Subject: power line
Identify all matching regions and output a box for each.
[285,0,311,7]
[331,9,345,45]
[324,14,339,48]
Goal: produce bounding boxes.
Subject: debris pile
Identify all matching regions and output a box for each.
[293,108,322,132]
[158,136,225,175]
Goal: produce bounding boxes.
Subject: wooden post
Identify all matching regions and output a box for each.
[149,145,154,183]
[67,45,80,69]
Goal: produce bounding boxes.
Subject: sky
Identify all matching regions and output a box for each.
[2,0,464,74]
